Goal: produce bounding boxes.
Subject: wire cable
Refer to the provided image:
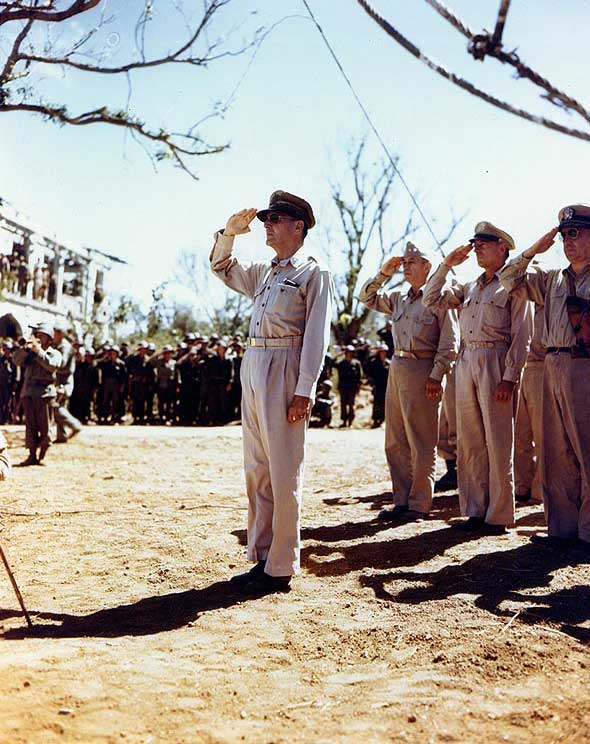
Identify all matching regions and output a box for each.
[300,0,448,257]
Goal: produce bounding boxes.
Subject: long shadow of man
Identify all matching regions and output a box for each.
[1,580,258,640]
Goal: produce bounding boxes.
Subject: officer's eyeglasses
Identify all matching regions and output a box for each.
[265,213,297,224]
[468,235,500,245]
[560,228,581,240]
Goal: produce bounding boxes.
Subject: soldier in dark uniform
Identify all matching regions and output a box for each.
[150,344,178,424]
[145,342,157,422]
[0,341,16,424]
[177,347,201,425]
[126,342,151,425]
[97,346,127,424]
[310,379,334,428]
[366,343,390,428]
[70,347,99,424]
[336,345,362,427]
[206,340,233,425]
[229,340,244,421]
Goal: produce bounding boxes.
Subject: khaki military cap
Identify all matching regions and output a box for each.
[257,190,316,230]
[558,204,590,229]
[30,320,54,338]
[471,221,515,251]
[403,241,431,262]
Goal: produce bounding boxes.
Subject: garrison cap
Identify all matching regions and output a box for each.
[472,221,515,251]
[403,241,431,262]
[30,320,54,338]
[558,204,590,230]
[257,190,316,230]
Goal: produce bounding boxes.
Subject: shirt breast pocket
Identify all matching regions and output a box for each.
[416,311,434,325]
[269,284,305,321]
[483,291,509,329]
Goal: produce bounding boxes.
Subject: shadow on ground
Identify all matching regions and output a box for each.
[360,541,590,643]
[0,580,261,640]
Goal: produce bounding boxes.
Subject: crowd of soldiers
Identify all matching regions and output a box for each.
[1,327,395,432]
[0,331,247,431]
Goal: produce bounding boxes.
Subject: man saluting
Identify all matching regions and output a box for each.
[210,191,333,593]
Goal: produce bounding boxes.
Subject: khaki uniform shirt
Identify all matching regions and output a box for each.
[359,271,458,381]
[210,232,333,398]
[423,264,531,383]
[13,345,62,398]
[528,304,546,364]
[499,253,590,349]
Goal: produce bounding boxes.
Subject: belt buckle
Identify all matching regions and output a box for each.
[249,338,256,347]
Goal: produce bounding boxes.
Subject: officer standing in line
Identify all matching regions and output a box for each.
[210,191,333,593]
[360,242,458,522]
[423,222,531,534]
[514,302,545,504]
[52,319,83,443]
[499,205,590,551]
[336,346,362,428]
[13,321,62,465]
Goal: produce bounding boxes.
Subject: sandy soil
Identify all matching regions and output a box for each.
[1,417,589,744]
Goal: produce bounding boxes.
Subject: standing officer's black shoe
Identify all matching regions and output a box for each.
[378,504,408,522]
[451,516,484,532]
[229,560,266,587]
[434,461,457,492]
[400,510,428,523]
[515,491,531,503]
[481,523,507,535]
[530,534,575,550]
[243,573,291,595]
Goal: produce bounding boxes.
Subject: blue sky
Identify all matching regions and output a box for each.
[1,0,589,310]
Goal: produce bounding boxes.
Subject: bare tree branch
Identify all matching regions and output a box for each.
[0,1,269,177]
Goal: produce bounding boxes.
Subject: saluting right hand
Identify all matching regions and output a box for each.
[443,244,472,267]
[224,208,258,237]
[523,227,559,259]
[380,256,403,276]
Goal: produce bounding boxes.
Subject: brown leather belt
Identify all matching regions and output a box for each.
[393,349,435,360]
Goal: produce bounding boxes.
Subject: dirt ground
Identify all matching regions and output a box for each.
[1,414,589,744]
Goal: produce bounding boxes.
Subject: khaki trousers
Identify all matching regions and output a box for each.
[514,361,544,501]
[542,354,590,542]
[240,347,306,577]
[437,366,457,461]
[384,358,440,513]
[456,349,516,525]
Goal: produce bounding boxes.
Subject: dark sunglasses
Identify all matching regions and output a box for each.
[560,228,581,240]
[469,234,500,245]
[265,212,297,224]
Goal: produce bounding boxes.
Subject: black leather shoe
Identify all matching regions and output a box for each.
[530,534,575,550]
[434,463,457,492]
[451,517,484,532]
[378,505,409,522]
[229,560,266,586]
[481,523,507,535]
[515,491,531,503]
[244,572,291,594]
[17,454,38,467]
[400,509,428,523]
